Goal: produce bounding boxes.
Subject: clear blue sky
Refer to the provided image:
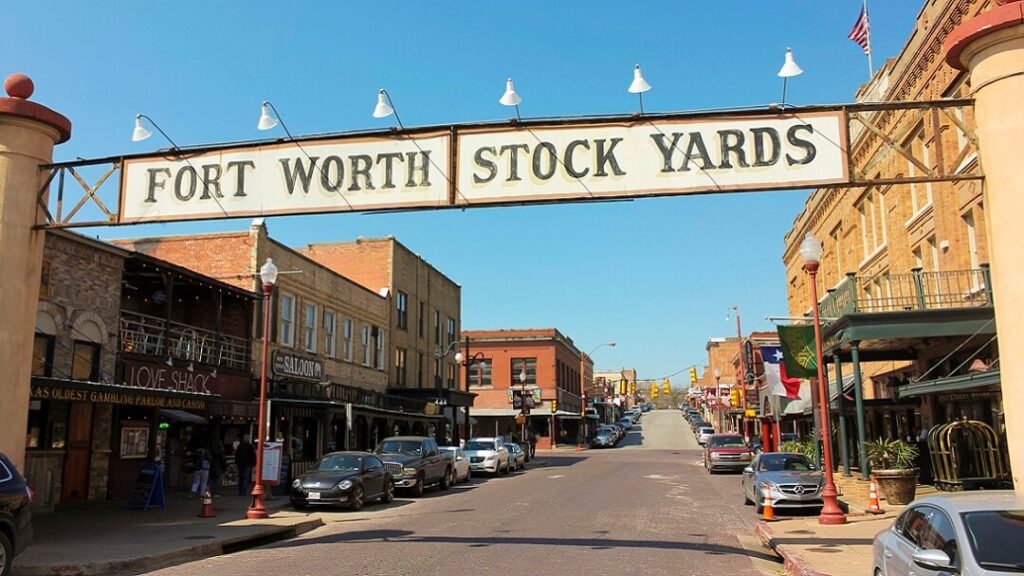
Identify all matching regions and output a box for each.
[4,1,923,384]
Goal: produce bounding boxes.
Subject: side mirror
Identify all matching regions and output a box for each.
[912,549,953,571]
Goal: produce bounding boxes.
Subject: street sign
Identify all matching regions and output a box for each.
[515,413,526,425]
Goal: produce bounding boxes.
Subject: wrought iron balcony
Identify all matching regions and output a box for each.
[119,310,251,371]
[818,265,993,320]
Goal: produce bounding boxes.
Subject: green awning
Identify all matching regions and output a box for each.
[898,369,1000,398]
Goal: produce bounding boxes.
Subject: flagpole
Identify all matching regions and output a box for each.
[864,0,874,78]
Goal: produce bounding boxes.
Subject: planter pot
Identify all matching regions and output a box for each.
[874,469,918,505]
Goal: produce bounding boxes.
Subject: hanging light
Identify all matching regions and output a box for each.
[131,115,152,142]
[499,78,522,107]
[777,48,803,106]
[373,89,395,119]
[257,102,279,131]
[627,65,652,115]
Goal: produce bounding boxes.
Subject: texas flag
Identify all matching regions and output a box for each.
[761,345,801,399]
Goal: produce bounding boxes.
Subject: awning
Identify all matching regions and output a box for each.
[898,369,1001,398]
[470,408,521,417]
[554,411,582,419]
[783,397,813,416]
[159,409,207,424]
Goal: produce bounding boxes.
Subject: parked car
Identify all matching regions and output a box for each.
[374,436,452,496]
[507,443,526,471]
[464,437,510,475]
[596,425,621,445]
[0,452,32,576]
[609,422,626,440]
[703,434,754,473]
[696,426,715,445]
[873,491,1024,576]
[616,417,634,431]
[290,451,394,511]
[440,446,471,483]
[740,452,824,514]
[590,428,618,448]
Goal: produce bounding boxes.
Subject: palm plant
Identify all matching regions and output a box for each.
[865,437,919,470]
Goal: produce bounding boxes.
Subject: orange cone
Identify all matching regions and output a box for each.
[762,488,775,522]
[867,481,884,515]
[198,488,215,518]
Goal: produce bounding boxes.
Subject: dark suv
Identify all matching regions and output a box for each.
[0,452,33,576]
[373,436,452,497]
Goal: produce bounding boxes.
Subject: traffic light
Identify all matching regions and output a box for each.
[688,367,698,384]
[628,380,636,395]
[551,400,557,413]
[730,388,742,407]
[662,378,671,395]
[651,383,659,398]
[619,378,627,395]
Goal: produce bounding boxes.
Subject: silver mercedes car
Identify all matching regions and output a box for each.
[873,491,1024,576]
[740,452,823,514]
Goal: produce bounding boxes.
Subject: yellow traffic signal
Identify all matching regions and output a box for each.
[688,367,698,384]
[651,383,659,398]
[629,381,636,395]
[730,388,742,407]
[662,378,671,395]
[551,400,557,413]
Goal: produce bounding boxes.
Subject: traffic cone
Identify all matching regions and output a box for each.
[576,443,582,453]
[762,489,775,522]
[867,481,884,515]
[198,488,215,518]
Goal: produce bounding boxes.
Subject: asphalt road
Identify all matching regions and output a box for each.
[145,410,778,576]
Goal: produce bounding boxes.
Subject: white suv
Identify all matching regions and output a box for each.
[464,437,510,475]
[697,426,715,445]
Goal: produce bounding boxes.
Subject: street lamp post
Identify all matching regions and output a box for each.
[799,232,847,525]
[247,258,278,520]
[434,339,462,445]
[713,368,723,433]
[729,306,749,441]
[519,365,528,444]
[455,337,485,444]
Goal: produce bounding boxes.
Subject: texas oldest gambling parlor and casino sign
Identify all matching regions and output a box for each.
[119,112,848,223]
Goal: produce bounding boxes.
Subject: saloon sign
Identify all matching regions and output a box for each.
[272,350,324,382]
[119,112,847,223]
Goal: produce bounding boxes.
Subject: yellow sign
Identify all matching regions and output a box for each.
[515,413,526,425]
[745,409,758,417]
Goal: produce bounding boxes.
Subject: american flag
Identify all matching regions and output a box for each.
[848,6,871,55]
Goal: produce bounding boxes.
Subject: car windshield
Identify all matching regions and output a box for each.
[465,441,495,451]
[710,436,746,447]
[962,510,1024,568]
[375,440,422,455]
[758,454,812,472]
[316,454,361,472]
[699,428,714,434]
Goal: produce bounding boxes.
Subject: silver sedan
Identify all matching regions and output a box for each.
[740,452,823,514]
[873,491,1024,576]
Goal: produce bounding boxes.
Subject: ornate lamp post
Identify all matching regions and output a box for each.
[247,257,278,520]
[581,342,615,442]
[434,339,463,445]
[455,337,485,443]
[518,365,528,443]
[713,368,723,432]
[799,232,847,525]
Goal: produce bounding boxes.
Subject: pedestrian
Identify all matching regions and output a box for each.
[234,435,256,496]
[189,442,211,498]
[528,431,537,458]
[209,440,226,497]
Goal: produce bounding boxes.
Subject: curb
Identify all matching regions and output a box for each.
[756,521,833,576]
[13,518,325,576]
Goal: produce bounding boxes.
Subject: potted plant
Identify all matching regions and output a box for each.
[866,438,919,505]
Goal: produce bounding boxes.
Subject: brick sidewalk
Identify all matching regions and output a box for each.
[756,510,898,576]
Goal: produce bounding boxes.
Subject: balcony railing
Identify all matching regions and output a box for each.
[818,266,993,320]
[119,310,251,371]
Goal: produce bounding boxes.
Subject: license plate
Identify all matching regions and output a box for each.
[307,491,320,500]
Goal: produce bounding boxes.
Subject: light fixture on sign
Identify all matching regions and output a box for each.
[777,48,803,106]
[372,89,406,130]
[257,102,279,131]
[499,78,522,121]
[131,114,180,149]
[627,64,652,115]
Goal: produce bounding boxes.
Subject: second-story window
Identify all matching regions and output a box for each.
[278,292,295,347]
[72,341,101,381]
[417,352,424,387]
[433,309,440,344]
[324,310,337,358]
[396,348,407,386]
[33,333,55,377]
[375,327,385,370]
[304,303,317,353]
[469,359,492,387]
[418,301,425,338]
[361,326,371,366]
[446,363,456,388]
[396,291,408,330]
[446,317,456,345]
[343,318,353,362]
[511,358,537,387]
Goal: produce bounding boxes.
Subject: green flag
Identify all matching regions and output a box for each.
[778,325,817,378]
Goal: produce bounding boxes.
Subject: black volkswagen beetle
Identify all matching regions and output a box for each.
[290,451,395,511]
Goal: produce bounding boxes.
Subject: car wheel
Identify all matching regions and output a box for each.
[381,480,395,503]
[349,485,364,511]
[440,468,452,491]
[1,531,13,576]
[502,462,510,475]
[743,490,753,506]
[290,499,307,510]
[411,474,425,497]
[465,468,471,482]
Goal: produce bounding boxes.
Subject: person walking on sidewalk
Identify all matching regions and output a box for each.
[189,443,212,498]
[528,431,537,458]
[234,435,256,496]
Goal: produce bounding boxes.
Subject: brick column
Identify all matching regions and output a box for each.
[0,74,71,469]
[946,0,1024,493]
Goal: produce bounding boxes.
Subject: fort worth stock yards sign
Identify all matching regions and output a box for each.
[120,112,848,223]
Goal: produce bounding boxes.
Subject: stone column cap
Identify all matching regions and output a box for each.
[945,1,1024,71]
[0,73,71,143]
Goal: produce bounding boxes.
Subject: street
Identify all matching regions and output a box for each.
[144,411,779,576]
